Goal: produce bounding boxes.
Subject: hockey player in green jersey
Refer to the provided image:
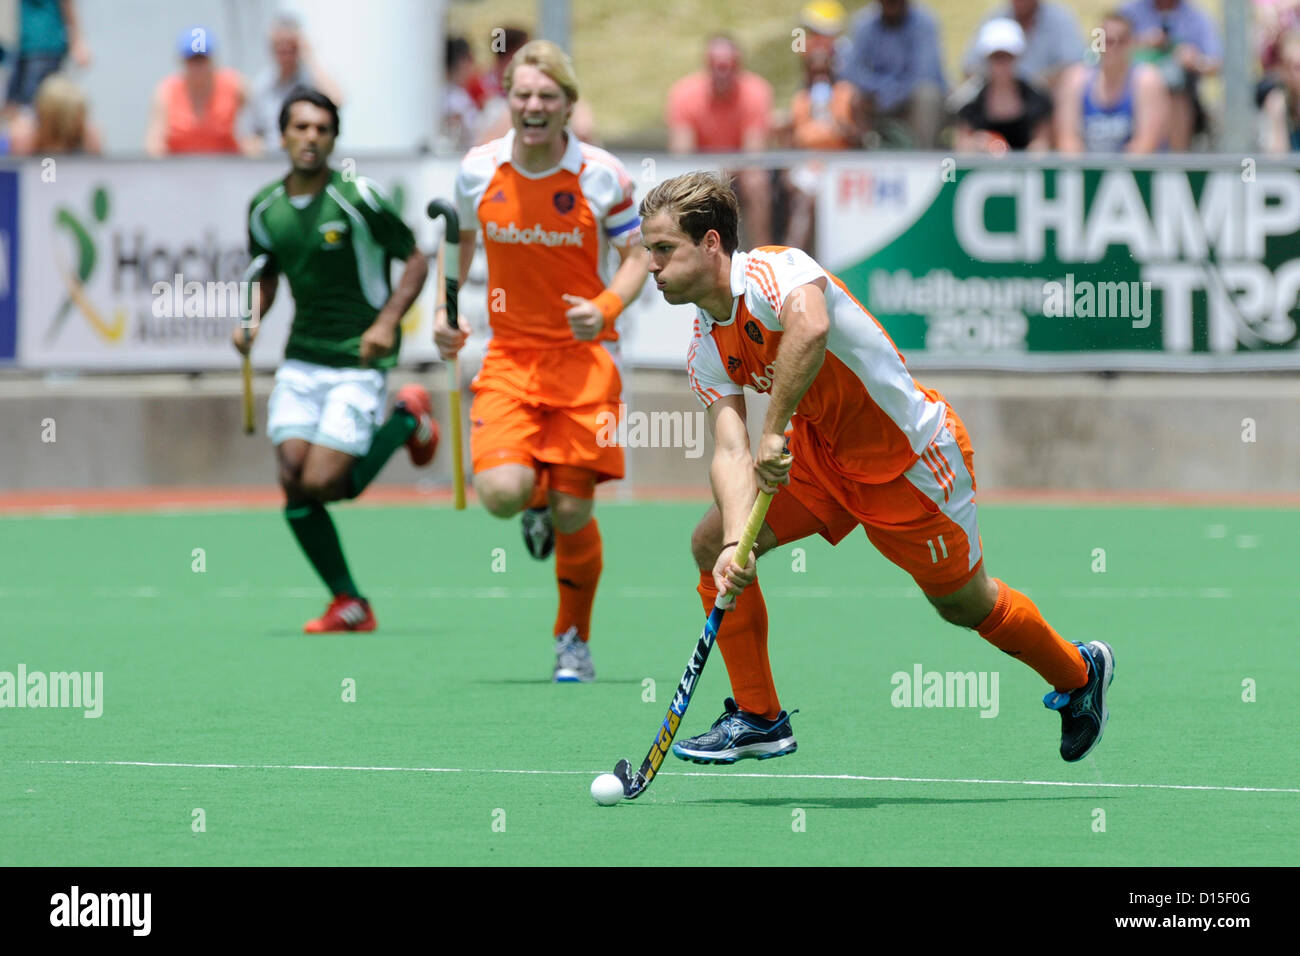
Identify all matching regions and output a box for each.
[234,87,435,633]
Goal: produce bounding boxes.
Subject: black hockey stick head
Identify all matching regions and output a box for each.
[613,759,649,800]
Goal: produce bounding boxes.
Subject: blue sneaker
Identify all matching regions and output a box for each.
[1043,641,1114,762]
[672,698,798,764]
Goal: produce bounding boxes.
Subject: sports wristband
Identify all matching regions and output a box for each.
[592,289,624,330]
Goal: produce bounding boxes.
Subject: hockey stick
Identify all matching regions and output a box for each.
[613,489,775,799]
[425,199,465,509]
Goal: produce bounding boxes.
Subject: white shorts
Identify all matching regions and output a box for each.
[267,359,387,457]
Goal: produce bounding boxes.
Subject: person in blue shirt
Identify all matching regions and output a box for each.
[1121,0,1221,149]
[1055,10,1168,154]
[840,0,947,148]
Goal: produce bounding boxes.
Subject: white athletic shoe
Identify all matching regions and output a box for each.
[553,627,594,683]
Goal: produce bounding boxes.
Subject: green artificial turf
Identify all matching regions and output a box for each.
[1,502,1294,866]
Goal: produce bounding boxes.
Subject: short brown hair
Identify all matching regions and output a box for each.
[639,172,740,255]
[503,39,580,103]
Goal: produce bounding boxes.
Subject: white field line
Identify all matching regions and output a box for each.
[0,586,1241,600]
[27,760,1300,794]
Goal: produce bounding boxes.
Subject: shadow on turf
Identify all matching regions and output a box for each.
[680,795,1098,810]
[264,629,436,638]
[470,678,645,685]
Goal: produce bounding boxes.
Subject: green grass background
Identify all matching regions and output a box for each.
[0,501,1293,866]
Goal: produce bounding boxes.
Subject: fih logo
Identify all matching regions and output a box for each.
[47,186,127,345]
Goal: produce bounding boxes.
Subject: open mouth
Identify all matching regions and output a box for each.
[521,117,548,129]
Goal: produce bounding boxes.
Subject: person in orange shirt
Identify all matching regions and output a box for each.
[435,40,649,683]
[781,1,861,251]
[639,171,1115,765]
[145,26,257,156]
[666,34,775,248]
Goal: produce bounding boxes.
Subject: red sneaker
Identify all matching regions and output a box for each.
[393,384,439,467]
[303,595,377,633]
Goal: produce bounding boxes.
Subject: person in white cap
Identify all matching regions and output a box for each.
[961,0,1085,95]
[954,18,1053,153]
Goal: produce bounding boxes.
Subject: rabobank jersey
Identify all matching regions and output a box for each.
[687,247,949,484]
[454,128,641,349]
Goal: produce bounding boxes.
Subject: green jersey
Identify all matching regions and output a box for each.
[247,170,417,369]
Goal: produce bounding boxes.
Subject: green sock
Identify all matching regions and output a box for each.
[285,502,361,598]
[347,409,416,498]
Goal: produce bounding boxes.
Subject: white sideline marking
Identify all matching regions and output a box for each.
[30,760,1300,794]
[0,585,1245,600]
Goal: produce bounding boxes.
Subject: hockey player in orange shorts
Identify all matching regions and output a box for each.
[638,171,1114,763]
[435,41,648,682]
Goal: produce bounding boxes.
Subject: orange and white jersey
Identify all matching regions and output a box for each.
[687,246,948,484]
[455,128,641,349]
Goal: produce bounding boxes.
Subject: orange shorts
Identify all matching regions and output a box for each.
[469,344,625,493]
[764,409,983,597]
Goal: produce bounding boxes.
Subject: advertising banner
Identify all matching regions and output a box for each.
[0,168,15,363]
[819,157,1300,370]
[16,156,442,369]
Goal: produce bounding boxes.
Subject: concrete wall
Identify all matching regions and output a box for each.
[2,370,1296,494]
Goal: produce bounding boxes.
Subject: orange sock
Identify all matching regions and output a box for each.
[977,578,1087,691]
[697,570,781,719]
[554,519,602,641]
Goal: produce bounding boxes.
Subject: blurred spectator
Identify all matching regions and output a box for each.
[1263,30,1300,152]
[474,26,595,143]
[666,34,774,246]
[247,14,344,154]
[3,0,90,121]
[443,35,482,152]
[788,1,860,149]
[841,0,946,148]
[961,1,1084,94]
[145,27,255,156]
[954,19,1052,153]
[1256,0,1300,74]
[666,34,773,152]
[1121,0,1221,150]
[1055,11,1168,153]
[8,72,101,154]
[781,1,859,252]
[481,25,530,100]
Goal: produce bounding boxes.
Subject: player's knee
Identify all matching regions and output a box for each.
[300,471,346,502]
[550,496,592,534]
[929,598,984,629]
[477,481,527,518]
[690,521,720,570]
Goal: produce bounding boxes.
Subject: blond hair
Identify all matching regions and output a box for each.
[639,172,740,254]
[33,74,89,152]
[503,39,580,103]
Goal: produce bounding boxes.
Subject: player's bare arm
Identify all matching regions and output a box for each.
[561,242,649,341]
[231,264,279,355]
[757,278,829,490]
[708,394,760,597]
[360,248,428,366]
[432,229,477,359]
